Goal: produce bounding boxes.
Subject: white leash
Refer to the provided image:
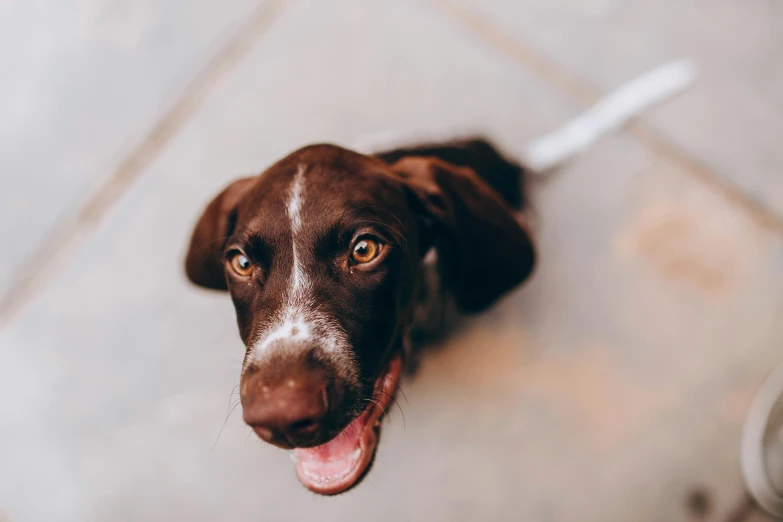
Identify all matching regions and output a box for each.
[521,59,696,172]
[353,59,697,173]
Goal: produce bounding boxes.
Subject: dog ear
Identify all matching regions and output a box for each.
[185,177,255,290]
[392,157,535,313]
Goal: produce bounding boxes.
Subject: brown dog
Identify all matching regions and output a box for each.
[184,138,536,494]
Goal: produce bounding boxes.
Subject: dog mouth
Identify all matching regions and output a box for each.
[291,354,402,495]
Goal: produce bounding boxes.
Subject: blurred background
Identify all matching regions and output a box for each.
[1,0,782,521]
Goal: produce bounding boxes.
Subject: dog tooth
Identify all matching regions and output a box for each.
[350,448,362,461]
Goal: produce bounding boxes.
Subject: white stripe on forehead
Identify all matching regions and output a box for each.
[288,164,306,293]
[288,165,305,237]
[245,165,350,369]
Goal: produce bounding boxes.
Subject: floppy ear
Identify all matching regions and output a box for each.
[184,177,255,290]
[392,157,536,313]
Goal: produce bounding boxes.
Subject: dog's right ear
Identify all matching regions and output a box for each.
[185,177,255,290]
[392,157,535,314]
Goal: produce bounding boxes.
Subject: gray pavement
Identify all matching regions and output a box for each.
[1,1,781,521]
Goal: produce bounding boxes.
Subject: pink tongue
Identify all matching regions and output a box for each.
[294,412,367,479]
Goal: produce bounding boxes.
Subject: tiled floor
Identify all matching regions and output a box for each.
[1,1,781,521]
[0,0,263,298]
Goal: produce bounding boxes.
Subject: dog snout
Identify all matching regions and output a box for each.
[241,356,332,448]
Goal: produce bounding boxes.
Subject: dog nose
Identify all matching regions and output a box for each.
[242,367,330,448]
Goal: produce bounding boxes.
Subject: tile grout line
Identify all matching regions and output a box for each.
[0,0,289,328]
[431,0,783,236]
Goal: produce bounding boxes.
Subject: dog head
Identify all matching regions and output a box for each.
[184,143,535,494]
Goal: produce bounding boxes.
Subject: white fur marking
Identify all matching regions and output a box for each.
[252,166,312,354]
[245,166,353,375]
[288,165,306,293]
[257,315,312,352]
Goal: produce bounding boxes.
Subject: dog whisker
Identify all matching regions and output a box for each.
[372,389,406,429]
[212,397,243,451]
[351,219,407,251]
[190,224,257,258]
[363,398,389,418]
[226,384,240,407]
[381,373,408,404]
[349,205,407,232]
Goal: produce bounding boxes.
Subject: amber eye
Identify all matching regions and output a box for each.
[229,252,252,277]
[351,238,380,264]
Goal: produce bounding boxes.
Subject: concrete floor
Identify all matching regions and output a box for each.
[1,1,782,521]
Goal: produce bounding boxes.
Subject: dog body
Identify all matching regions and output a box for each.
[185,138,535,494]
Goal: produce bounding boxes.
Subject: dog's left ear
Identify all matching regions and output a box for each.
[185,177,255,291]
[392,157,536,313]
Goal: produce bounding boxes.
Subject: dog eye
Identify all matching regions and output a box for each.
[351,238,380,264]
[228,252,253,277]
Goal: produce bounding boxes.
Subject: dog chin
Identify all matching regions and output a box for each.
[290,355,402,495]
